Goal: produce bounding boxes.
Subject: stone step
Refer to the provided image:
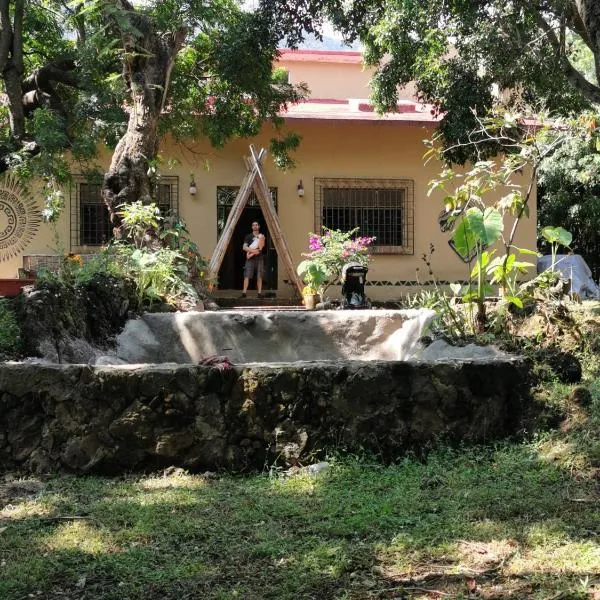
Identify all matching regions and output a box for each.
[216,297,301,309]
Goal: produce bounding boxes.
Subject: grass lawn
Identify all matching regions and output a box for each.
[1,436,599,599]
[1,302,599,599]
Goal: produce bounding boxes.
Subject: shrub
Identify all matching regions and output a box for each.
[297,228,375,295]
[0,299,21,355]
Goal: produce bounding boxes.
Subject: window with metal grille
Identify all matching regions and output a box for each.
[70,176,179,249]
[314,178,414,254]
[216,185,278,236]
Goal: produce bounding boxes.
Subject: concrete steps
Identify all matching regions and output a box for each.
[216,296,301,309]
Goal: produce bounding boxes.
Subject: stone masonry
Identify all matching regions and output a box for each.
[0,359,529,473]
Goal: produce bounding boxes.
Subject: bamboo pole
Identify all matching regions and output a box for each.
[207,145,302,296]
[207,148,266,285]
[248,146,303,294]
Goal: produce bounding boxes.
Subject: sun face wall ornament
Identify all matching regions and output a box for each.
[0,175,42,262]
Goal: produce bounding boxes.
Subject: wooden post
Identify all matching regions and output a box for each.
[207,148,265,284]
[207,145,303,296]
[248,146,303,294]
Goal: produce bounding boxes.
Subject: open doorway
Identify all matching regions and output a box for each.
[217,187,278,291]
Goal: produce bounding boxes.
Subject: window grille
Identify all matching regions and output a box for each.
[70,176,179,249]
[314,178,414,254]
[216,186,278,236]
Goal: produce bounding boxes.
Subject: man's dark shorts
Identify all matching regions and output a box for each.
[244,256,264,279]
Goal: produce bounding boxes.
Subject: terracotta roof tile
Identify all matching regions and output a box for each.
[277,49,363,64]
[280,98,440,124]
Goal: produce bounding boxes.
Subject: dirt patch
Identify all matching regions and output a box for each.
[0,478,44,507]
[456,539,518,569]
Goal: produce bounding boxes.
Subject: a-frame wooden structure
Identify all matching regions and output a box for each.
[207,145,303,294]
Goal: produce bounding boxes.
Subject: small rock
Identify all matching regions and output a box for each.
[163,466,186,477]
[307,461,330,476]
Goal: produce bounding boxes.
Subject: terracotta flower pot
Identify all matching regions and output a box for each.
[303,293,318,310]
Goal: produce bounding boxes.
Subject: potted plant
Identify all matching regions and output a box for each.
[297,229,375,306]
[297,260,327,309]
[301,284,319,310]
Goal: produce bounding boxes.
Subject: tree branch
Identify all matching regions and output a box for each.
[3,0,26,142]
[12,0,24,75]
[0,0,10,73]
[528,4,600,103]
[22,58,78,94]
[160,26,187,113]
[572,0,600,85]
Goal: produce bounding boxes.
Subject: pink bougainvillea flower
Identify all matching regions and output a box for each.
[309,234,323,251]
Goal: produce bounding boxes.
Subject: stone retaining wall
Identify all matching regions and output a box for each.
[0,360,529,473]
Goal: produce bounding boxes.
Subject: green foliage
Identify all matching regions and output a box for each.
[117,201,162,249]
[159,6,308,165]
[541,226,573,272]
[1,0,309,194]
[260,0,598,163]
[538,119,600,279]
[83,206,209,307]
[31,109,68,155]
[429,152,526,324]
[451,206,503,261]
[270,132,302,170]
[34,239,201,309]
[404,288,469,340]
[113,245,196,306]
[297,228,375,296]
[160,216,211,285]
[568,34,597,85]
[0,299,21,355]
[541,226,573,248]
[33,252,120,289]
[296,260,328,295]
[486,247,537,306]
[41,187,65,223]
[425,111,585,329]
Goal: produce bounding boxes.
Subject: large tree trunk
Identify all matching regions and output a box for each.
[102,0,186,225]
[0,0,77,175]
[2,0,25,145]
[529,0,600,104]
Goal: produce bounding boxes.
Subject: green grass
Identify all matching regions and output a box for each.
[2,301,599,599]
[1,437,599,599]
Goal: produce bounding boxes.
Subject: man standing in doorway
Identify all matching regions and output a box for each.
[241,221,265,298]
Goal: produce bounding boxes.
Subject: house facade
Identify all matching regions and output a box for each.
[0,50,537,300]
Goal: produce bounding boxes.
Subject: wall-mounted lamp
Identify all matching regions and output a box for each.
[189,174,197,197]
[297,179,305,197]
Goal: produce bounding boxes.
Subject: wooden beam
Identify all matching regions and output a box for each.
[248,146,303,295]
[207,148,265,284]
[208,145,303,296]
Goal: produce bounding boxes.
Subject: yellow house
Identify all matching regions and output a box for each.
[0,49,537,300]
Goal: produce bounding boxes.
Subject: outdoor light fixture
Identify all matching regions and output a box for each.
[189,174,197,196]
[297,179,305,197]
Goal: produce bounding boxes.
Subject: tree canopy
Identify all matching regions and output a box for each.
[261,0,600,162]
[0,0,306,218]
